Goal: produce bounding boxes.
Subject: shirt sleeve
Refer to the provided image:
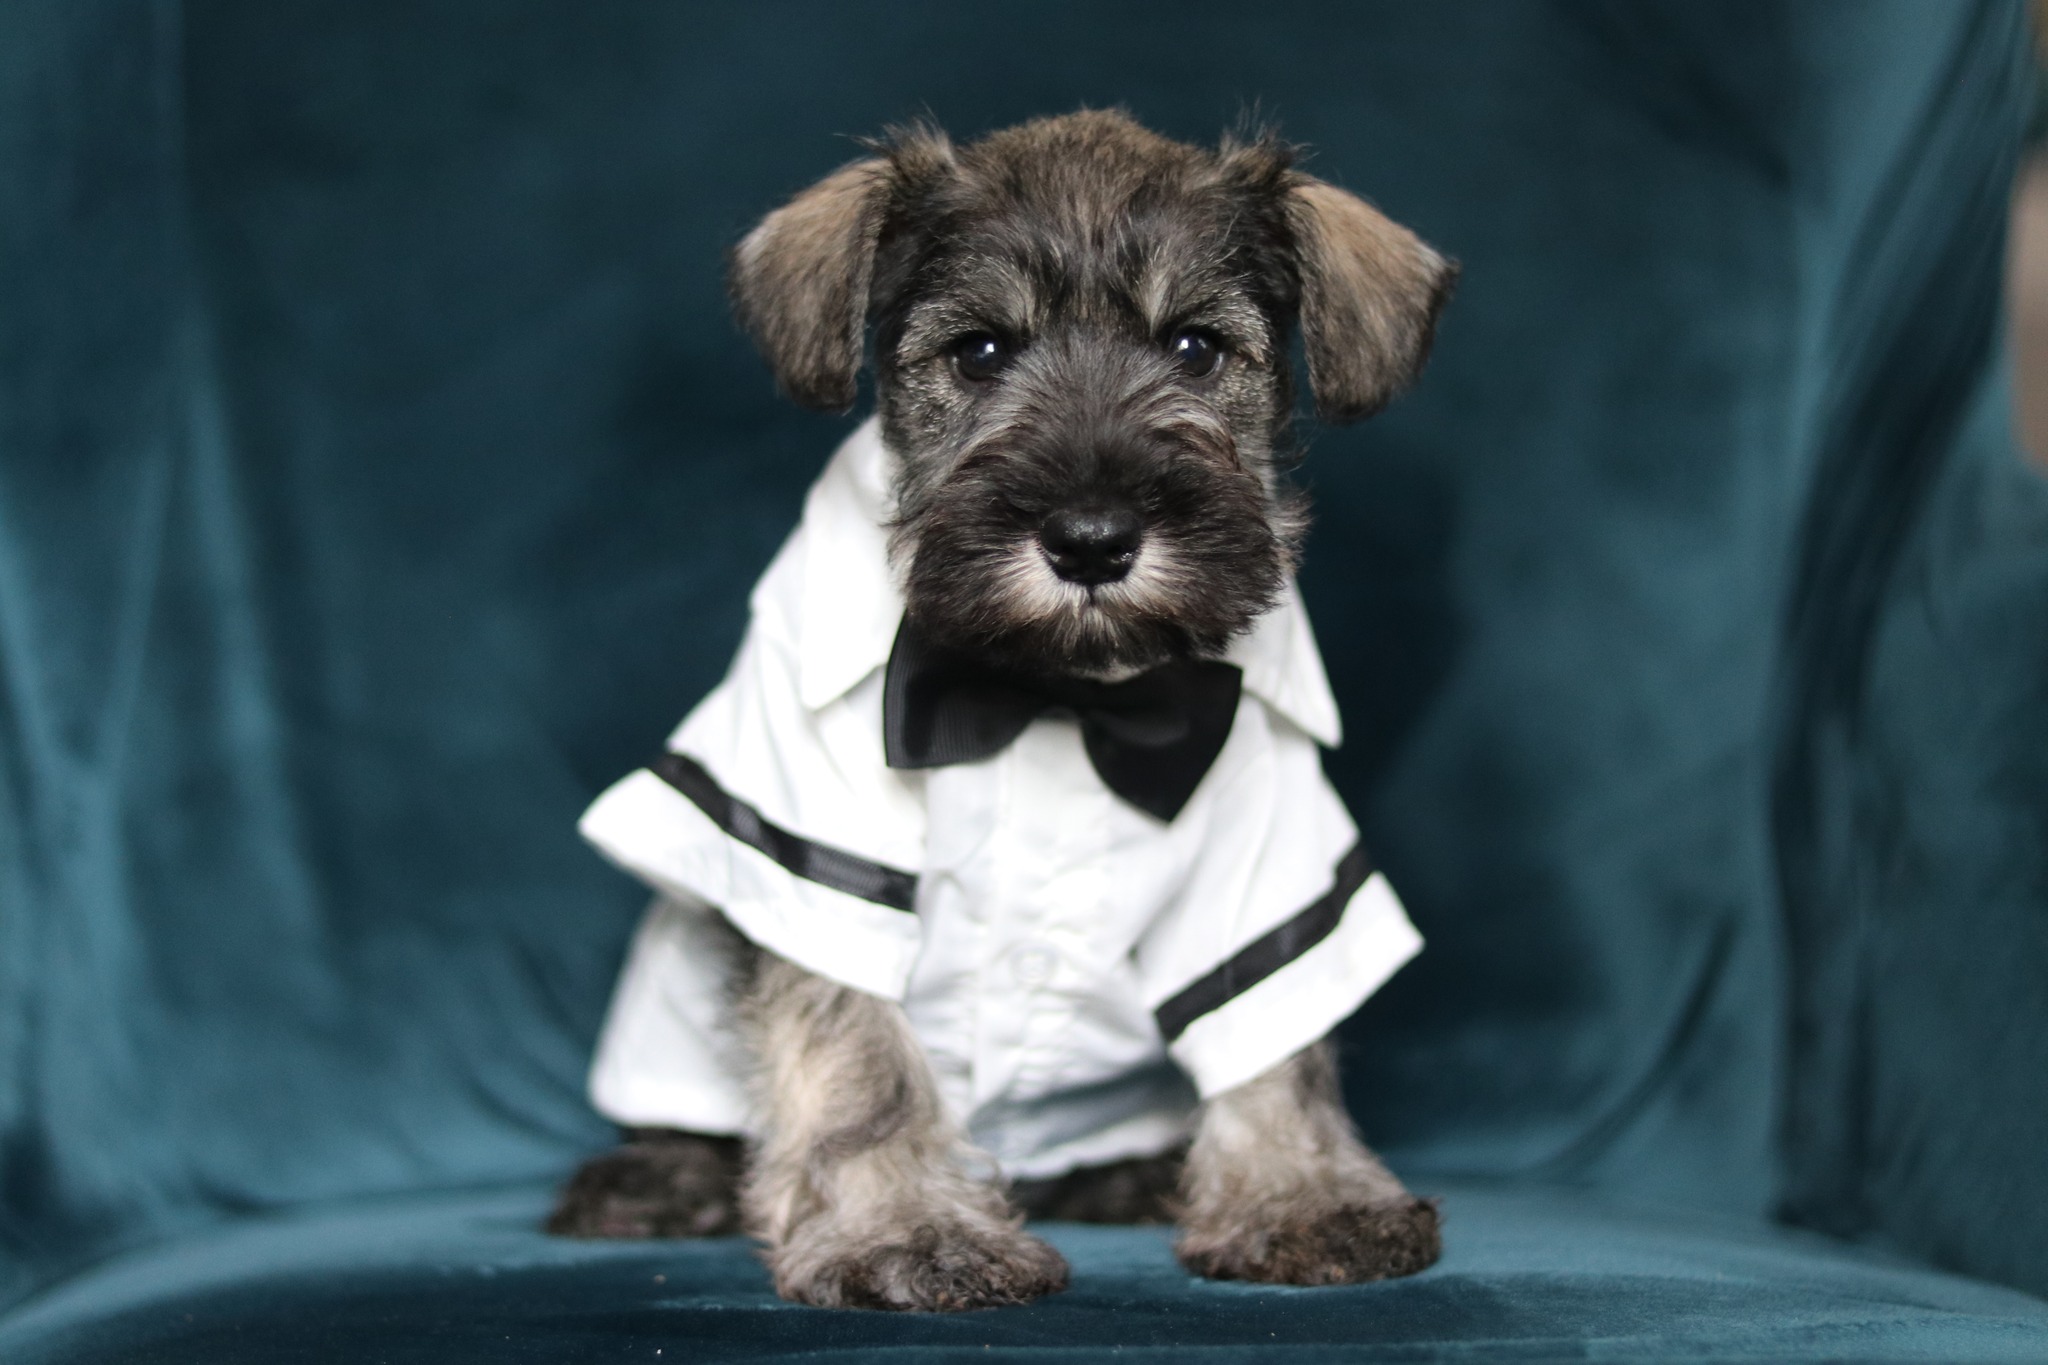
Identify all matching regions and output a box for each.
[577,618,927,1001]
[1133,700,1422,1099]
[586,894,756,1133]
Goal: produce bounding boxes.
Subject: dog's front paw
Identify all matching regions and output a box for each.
[773,1210,1070,1311]
[1176,1194,1440,1286]
[545,1131,744,1239]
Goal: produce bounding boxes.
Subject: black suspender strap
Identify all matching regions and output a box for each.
[1154,842,1373,1043]
[650,751,919,913]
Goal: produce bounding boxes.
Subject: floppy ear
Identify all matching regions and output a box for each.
[1285,176,1457,424]
[728,158,891,412]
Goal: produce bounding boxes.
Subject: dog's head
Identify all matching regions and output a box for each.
[730,110,1453,676]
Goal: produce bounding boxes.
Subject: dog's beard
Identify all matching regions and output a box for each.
[895,428,1293,677]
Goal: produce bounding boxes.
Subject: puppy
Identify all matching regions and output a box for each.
[552,110,1455,1311]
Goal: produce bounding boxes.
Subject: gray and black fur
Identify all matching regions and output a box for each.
[551,110,1453,1309]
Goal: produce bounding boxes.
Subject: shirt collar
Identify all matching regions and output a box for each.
[784,416,1343,748]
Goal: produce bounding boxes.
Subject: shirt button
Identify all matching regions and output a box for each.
[1010,945,1058,987]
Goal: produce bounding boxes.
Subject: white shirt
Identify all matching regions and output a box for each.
[578,418,1422,1178]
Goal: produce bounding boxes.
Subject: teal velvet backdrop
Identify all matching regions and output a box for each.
[3,1,2047,1359]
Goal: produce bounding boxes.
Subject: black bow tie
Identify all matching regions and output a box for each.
[882,618,1242,821]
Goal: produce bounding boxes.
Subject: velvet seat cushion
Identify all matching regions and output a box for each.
[7,0,2048,1351]
[4,1184,2046,1364]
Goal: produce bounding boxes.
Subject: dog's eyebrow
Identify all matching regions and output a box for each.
[894,254,1044,359]
[968,252,1041,318]
[1146,281,1273,366]
[1119,225,1274,364]
[897,297,1034,363]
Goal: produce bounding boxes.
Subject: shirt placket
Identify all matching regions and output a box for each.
[967,717,1112,1132]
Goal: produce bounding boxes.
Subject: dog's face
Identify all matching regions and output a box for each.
[730,111,1453,676]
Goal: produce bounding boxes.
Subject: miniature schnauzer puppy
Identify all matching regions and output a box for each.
[552,110,1455,1309]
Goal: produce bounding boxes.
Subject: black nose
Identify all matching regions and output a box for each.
[1039,504,1143,585]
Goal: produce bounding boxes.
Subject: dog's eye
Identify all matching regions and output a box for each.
[951,333,1011,383]
[1168,329,1224,379]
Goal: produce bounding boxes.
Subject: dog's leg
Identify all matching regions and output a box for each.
[1176,1039,1440,1284]
[547,1129,745,1238]
[740,954,1069,1310]
[1009,1152,1184,1224]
